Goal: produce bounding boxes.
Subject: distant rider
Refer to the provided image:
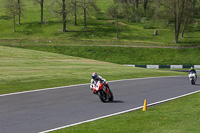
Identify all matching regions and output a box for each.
[189,67,196,74]
[189,67,197,78]
[90,72,109,94]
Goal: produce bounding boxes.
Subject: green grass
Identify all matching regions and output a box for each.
[49,92,200,133]
[0,46,185,95]
[16,45,200,65]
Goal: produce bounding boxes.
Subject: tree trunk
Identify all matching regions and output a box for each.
[13,15,16,32]
[135,0,139,9]
[17,0,21,25]
[181,17,187,38]
[74,0,77,26]
[174,13,181,44]
[84,8,87,29]
[193,0,196,15]
[62,0,67,32]
[143,0,148,12]
[40,0,44,24]
[116,14,119,39]
[198,0,200,17]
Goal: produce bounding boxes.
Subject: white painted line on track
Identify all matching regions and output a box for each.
[39,89,200,133]
[0,76,184,97]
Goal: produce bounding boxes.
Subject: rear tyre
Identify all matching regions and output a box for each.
[108,89,114,102]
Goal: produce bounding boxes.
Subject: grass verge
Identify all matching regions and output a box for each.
[49,92,200,133]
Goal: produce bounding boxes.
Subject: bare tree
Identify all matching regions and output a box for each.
[181,0,195,38]
[72,0,77,26]
[198,0,200,17]
[5,0,20,32]
[107,2,119,39]
[143,0,148,12]
[34,0,45,24]
[51,0,71,32]
[17,0,23,25]
[135,0,139,9]
[158,0,195,43]
[78,0,99,29]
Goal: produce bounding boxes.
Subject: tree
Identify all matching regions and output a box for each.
[72,0,77,26]
[16,0,24,25]
[135,0,139,9]
[78,0,99,29]
[51,0,71,32]
[34,0,45,24]
[158,0,196,43]
[198,0,200,17]
[181,0,195,38]
[5,0,20,32]
[143,0,149,12]
[107,1,119,39]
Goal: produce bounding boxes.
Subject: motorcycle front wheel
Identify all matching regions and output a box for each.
[98,90,106,103]
[191,78,195,85]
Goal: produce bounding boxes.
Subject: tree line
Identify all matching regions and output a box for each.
[5,0,200,43]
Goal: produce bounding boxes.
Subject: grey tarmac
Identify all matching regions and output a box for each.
[0,76,199,133]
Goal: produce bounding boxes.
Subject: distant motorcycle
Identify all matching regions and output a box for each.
[188,72,197,85]
[92,81,114,102]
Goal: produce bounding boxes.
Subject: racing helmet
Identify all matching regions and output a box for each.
[92,72,98,79]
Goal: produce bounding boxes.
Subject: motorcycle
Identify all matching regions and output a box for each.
[188,72,197,85]
[92,81,114,102]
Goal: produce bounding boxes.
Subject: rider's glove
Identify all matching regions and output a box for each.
[90,84,93,89]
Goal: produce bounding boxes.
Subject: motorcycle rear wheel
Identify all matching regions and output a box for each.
[108,89,114,102]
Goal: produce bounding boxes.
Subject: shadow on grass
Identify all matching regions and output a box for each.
[0,15,10,20]
[184,37,200,39]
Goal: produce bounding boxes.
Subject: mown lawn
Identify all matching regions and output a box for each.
[0,46,185,95]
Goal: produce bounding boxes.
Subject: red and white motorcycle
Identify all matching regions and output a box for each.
[188,72,197,85]
[92,81,114,102]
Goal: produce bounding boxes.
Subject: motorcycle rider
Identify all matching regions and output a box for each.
[189,67,197,78]
[90,72,109,94]
[189,67,196,74]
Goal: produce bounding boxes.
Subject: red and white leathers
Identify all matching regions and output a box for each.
[90,76,107,90]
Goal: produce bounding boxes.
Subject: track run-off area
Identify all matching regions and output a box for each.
[0,76,200,133]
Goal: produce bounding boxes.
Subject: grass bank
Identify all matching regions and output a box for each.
[0,46,185,95]
[50,92,200,133]
[16,45,200,65]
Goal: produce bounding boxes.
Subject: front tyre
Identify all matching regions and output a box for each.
[191,79,195,85]
[98,90,106,103]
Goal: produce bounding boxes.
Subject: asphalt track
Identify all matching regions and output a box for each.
[0,76,200,133]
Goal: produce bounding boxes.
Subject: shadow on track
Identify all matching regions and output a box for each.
[109,100,124,103]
